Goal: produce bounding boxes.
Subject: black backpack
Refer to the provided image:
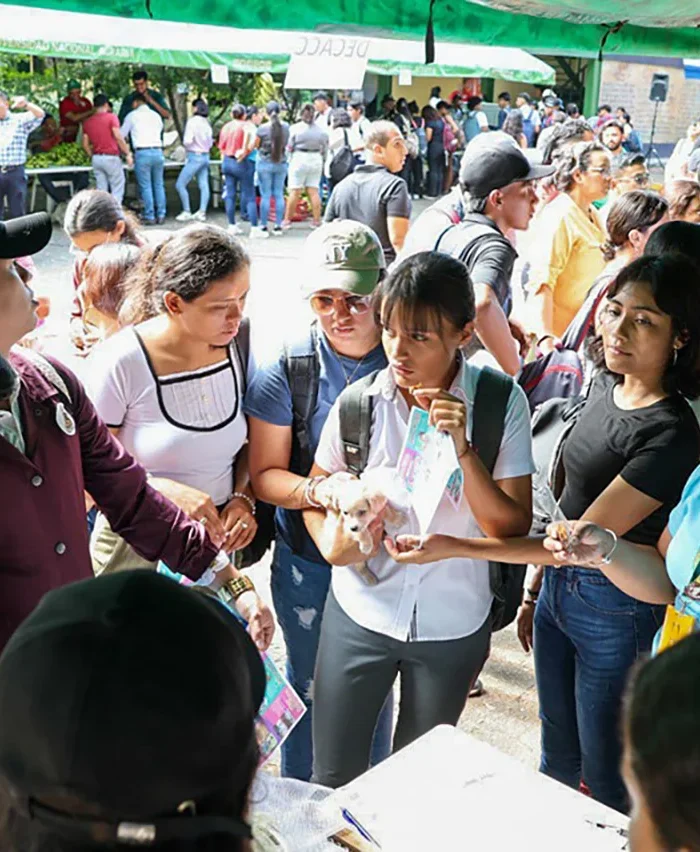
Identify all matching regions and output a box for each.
[337,366,524,632]
[233,320,276,569]
[329,129,355,186]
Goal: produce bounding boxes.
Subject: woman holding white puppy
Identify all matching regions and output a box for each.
[245,220,393,782]
[304,251,535,788]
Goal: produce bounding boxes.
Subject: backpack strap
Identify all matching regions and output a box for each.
[234,317,251,395]
[436,222,502,265]
[338,371,378,477]
[434,224,455,252]
[19,349,72,406]
[472,366,512,474]
[284,324,321,476]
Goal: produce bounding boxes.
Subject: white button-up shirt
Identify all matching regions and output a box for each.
[120,104,164,150]
[315,358,535,642]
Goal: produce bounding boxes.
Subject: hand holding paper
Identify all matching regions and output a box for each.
[411,388,469,457]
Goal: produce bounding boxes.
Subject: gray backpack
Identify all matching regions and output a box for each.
[338,366,524,631]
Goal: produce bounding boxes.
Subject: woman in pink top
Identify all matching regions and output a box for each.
[175,99,214,223]
[219,104,258,236]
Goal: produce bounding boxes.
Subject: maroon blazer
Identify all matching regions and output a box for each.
[0,350,218,650]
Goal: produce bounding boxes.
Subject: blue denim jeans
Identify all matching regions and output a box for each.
[176,152,210,214]
[534,566,664,813]
[271,537,393,781]
[133,148,166,222]
[222,156,257,227]
[256,160,287,228]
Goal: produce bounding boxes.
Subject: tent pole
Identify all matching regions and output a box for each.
[583,57,602,118]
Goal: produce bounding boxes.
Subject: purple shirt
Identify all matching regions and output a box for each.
[183,115,213,155]
[0,351,218,651]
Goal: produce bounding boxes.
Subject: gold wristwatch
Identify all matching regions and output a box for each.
[226,575,256,601]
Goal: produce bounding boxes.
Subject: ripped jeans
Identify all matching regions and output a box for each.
[271,537,394,780]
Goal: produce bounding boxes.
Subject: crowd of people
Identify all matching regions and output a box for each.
[2,70,700,851]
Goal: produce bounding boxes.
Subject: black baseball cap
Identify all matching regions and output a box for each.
[543,95,558,108]
[0,212,52,259]
[459,136,555,196]
[0,571,266,846]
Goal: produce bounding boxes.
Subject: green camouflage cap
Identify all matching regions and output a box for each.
[301,219,385,297]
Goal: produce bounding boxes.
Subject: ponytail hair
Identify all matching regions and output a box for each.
[266,100,284,163]
[119,225,249,326]
[602,190,668,261]
[64,190,139,245]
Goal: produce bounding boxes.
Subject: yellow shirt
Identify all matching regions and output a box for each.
[527,193,606,337]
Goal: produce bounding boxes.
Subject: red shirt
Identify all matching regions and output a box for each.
[0,351,217,651]
[38,132,63,152]
[59,95,93,143]
[218,120,246,157]
[83,111,120,156]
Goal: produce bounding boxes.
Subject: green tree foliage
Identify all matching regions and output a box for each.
[0,54,280,138]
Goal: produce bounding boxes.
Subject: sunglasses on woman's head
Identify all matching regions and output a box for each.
[309,293,373,316]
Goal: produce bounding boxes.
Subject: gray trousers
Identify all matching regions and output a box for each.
[92,155,126,205]
[312,588,491,788]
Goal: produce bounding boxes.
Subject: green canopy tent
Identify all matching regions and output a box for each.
[3,0,700,59]
[0,6,556,84]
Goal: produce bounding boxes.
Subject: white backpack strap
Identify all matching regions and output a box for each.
[19,349,73,405]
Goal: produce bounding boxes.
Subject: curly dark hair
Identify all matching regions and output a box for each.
[502,111,524,142]
[119,225,249,326]
[553,140,608,193]
[541,118,594,165]
[587,254,700,399]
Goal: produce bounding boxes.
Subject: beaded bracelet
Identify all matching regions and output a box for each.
[231,492,256,515]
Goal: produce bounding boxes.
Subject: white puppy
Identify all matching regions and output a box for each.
[332,472,408,585]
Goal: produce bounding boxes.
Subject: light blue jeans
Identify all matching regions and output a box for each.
[134,148,166,222]
[271,537,393,781]
[256,159,287,229]
[176,152,210,214]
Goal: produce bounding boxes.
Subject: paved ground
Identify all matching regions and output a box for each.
[32,204,540,774]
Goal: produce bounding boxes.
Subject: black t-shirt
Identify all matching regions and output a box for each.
[324,164,412,265]
[559,376,700,546]
[437,213,516,315]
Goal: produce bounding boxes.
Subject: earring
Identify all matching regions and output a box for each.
[673,348,679,367]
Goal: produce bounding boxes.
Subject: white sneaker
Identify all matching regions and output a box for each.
[227,223,244,236]
[249,226,269,240]
[193,211,207,222]
[176,211,193,222]
[271,227,284,237]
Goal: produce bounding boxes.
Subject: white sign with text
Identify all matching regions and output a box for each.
[284,34,370,89]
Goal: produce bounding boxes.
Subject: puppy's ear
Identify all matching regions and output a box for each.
[367,492,387,516]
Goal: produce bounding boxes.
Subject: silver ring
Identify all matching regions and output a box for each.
[241,522,249,530]
[199,517,208,526]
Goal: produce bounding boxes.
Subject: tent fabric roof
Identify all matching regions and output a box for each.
[4,0,700,59]
[467,0,700,29]
[0,6,556,83]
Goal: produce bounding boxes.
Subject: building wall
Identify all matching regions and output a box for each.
[599,59,700,146]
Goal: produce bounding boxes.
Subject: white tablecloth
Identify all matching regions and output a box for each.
[252,726,629,851]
